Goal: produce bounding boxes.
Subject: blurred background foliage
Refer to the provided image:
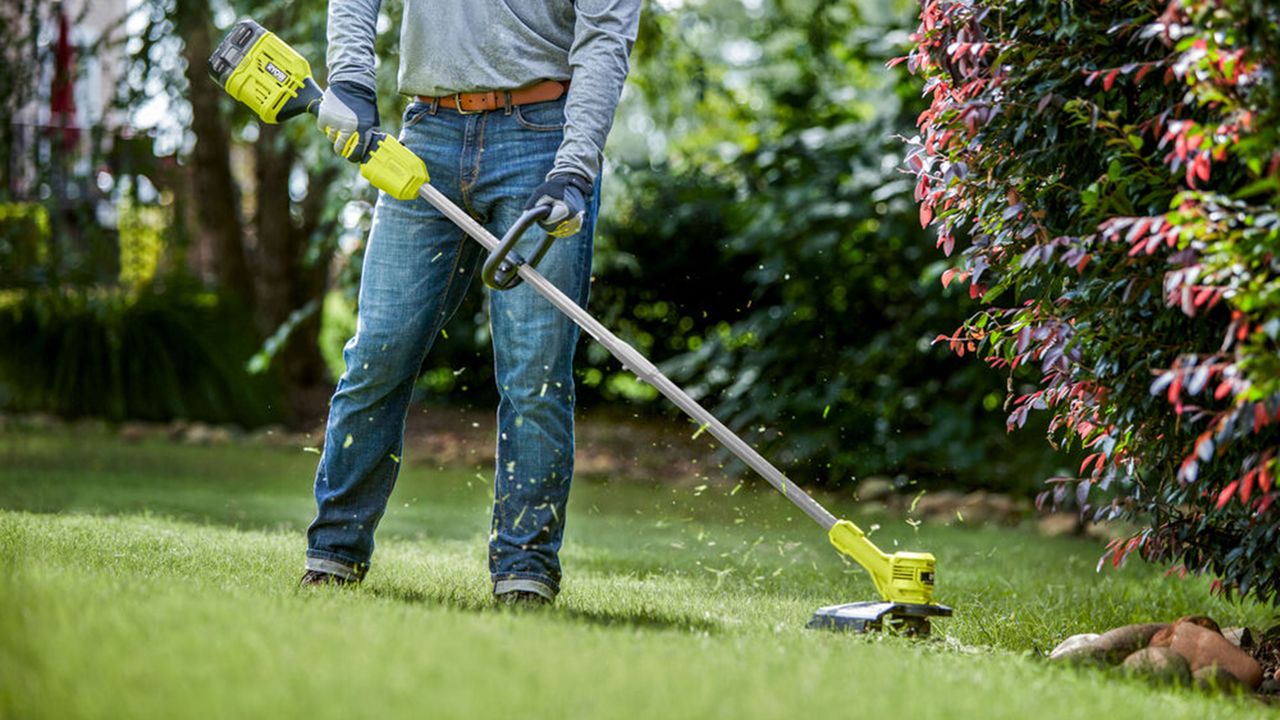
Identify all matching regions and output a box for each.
[0,0,1064,493]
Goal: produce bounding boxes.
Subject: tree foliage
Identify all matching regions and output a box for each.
[906,0,1280,602]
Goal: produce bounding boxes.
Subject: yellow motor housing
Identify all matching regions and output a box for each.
[828,520,936,605]
[209,19,321,124]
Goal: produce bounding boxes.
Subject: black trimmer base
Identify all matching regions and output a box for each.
[806,601,953,636]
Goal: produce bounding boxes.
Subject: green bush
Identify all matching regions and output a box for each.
[0,284,278,426]
[0,203,50,287]
[585,0,1059,492]
[906,0,1279,601]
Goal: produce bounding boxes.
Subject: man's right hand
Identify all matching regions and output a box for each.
[317,81,380,163]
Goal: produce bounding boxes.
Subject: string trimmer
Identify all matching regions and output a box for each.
[208,19,953,635]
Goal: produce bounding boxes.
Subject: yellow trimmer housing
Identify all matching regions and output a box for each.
[806,520,951,634]
[828,520,936,604]
[208,19,428,200]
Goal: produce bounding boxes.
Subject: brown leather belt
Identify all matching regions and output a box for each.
[417,80,569,114]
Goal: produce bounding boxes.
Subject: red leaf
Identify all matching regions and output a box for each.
[887,56,908,68]
[941,268,957,289]
[920,203,934,228]
[1127,218,1154,244]
[1135,63,1156,83]
[1213,380,1233,401]
[1260,461,1274,493]
[1080,452,1099,475]
[1216,481,1239,509]
[1258,494,1277,515]
[1240,469,1257,503]
[1103,69,1120,91]
[1193,286,1216,308]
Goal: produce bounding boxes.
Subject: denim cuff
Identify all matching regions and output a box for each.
[305,553,368,582]
[493,574,557,600]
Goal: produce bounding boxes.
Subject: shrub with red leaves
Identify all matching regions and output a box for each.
[902,0,1280,603]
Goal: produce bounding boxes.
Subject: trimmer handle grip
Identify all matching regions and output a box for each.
[357,131,429,200]
[482,206,555,290]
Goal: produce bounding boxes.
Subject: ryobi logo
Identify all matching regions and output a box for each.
[264,61,288,84]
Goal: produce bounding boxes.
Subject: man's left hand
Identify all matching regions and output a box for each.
[525,173,593,237]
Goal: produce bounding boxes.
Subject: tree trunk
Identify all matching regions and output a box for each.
[254,123,335,424]
[176,3,254,306]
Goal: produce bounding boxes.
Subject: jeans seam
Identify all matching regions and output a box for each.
[473,112,487,192]
[426,235,470,344]
[459,116,486,218]
[462,114,487,214]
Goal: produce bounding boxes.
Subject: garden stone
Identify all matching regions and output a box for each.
[120,422,159,443]
[1122,647,1191,684]
[1221,627,1253,649]
[22,412,60,431]
[914,490,964,520]
[957,491,1022,525]
[167,420,190,440]
[1259,678,1280,695]
[1149,616,1221,647]
[182,422,215,445]
[1038,513,1079,537]
[206,426,235,444]
[857,478,894,503]
[250,424,291,446]
[1084,521,1129,541]
[1193,665,1247,693]
[1179,615,1221,633]
[1092,623,1169,664]
[1048,633,1100,661]
[1154,621,1262,689]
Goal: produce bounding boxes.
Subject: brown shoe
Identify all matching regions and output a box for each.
[299,570,357,587]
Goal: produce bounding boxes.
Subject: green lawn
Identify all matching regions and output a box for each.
[0,429,1274,719]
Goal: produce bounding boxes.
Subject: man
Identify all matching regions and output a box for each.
[300,0,641,605]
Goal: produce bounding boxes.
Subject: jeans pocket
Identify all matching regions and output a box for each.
[513,101,566,132]
[403,101,432,129]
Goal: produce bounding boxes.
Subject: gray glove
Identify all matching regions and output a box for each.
[316,80,379,163]
[525,173,593,238]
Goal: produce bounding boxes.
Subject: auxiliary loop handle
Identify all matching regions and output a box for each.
[482,206,554,290]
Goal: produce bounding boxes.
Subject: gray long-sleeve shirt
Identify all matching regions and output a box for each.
[327,0,640,182]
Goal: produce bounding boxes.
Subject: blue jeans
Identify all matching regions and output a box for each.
[305,97,596,600]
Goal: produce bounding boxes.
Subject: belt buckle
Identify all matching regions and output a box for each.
[453,93,480,115]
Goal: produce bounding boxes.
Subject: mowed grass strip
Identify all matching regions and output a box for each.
[0,430,1274,719]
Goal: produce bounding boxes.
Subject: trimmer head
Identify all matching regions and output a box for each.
[807,601,953,636]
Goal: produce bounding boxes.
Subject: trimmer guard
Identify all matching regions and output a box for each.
[807,601,953,636]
